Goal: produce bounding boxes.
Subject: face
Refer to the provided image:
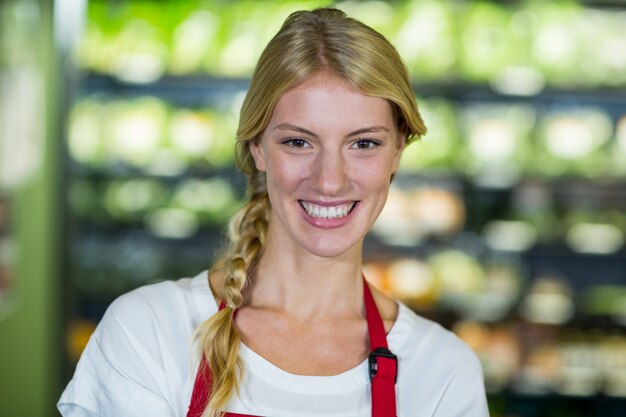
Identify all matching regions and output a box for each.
[250,72,405,259]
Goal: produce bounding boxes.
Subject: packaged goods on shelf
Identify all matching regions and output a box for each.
[455,321,626,398]
[386,258,439,310]
[455,321,521,392]
[482,220,538,252]
[364,247,523,322]
[372,184,465,245]
[519,276,575,325]
[565,211,625,255]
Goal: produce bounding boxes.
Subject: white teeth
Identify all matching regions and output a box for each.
[300,201,355,219]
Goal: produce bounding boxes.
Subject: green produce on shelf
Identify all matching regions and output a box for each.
[83,1,176,83]
[335,0,398,36]
[428,249,486,301]
[68,98,106,167]
[457,1,518,83]
[526,2,584,87]
[577,9,626,87]
[169,7,222,75]
[584,285,626,318]
[171,177,240,225]
[69,96,242,171]
[195,0,330,76]
[461,103,535,186]
[169,109,218,160]
[199,107,239,168]
[534,107,613,178]
[145,207,199,239]
[76,0,626,88]
[392,0,456,81]
[105,97,169,168]
[103,178,167,222]
[399,97,460,172]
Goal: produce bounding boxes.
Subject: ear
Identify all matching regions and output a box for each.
[391,133,406,173]
[249,140,267,172]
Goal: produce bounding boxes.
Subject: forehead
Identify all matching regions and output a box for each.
[269,73,395,131]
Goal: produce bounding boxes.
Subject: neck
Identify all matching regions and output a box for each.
[247,237,365,322]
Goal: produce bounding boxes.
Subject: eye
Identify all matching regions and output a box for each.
[351,139,382,149]
[281,137,311,148]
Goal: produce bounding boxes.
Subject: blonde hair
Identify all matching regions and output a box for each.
[194,8,426,416]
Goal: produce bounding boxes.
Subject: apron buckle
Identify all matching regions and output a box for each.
[368,347,398,383]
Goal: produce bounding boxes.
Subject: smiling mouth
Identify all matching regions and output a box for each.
[299,201,358,219]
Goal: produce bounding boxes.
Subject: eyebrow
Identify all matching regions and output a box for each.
[274,123,390,137]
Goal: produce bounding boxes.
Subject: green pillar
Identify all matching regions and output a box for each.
[0,0,62,416]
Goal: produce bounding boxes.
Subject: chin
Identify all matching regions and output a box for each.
[299,235,362,259]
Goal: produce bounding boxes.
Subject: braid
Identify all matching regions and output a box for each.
[194,170,269,417]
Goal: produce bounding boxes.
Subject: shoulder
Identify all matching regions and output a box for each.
[103,270,215,330]
[392,303,483,376]
[95,270,216,364]
[58,272,214,416]
[392,305,489,415]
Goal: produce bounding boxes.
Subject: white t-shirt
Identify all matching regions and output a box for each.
[58,270,489,417]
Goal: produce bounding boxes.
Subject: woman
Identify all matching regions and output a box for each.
[59,8,488,417]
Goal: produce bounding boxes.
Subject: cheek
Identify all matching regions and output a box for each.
[349,158,396,191]
[265,155,310,192]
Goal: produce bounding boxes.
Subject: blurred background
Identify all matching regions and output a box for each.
[1,0,625,416]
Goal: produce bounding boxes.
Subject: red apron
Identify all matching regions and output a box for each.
[187,278,398,417]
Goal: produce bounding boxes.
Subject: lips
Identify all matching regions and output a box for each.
[298,200,357,219]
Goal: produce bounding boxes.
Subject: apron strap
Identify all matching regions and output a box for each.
[187,277,398,417]
[364,280,398,417]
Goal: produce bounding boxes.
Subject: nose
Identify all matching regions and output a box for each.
[310,147,349,196]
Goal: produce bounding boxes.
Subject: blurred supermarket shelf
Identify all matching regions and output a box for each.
[57,1,626,414]
[80,72,626,115]
[78,72,249,108]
